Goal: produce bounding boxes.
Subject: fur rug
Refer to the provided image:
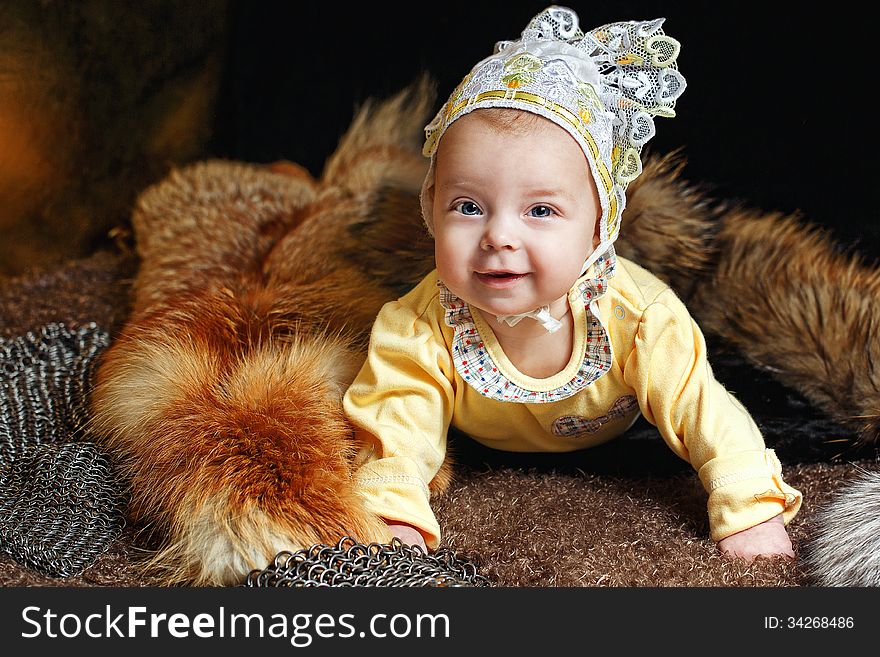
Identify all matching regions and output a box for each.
[2,83,879,587]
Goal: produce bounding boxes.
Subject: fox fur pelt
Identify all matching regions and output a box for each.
[89,79,880,586]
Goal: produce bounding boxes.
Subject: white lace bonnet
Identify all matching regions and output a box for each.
[419,5,686,274]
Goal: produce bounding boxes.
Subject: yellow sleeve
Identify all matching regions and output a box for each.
[622,288,802,541]
[342,292,455,549]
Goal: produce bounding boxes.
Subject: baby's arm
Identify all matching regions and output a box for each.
[343,283,456,551]
[622,287,802,549]
[716,513,794,561]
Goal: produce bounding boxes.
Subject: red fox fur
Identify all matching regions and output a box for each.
[89,79,880,585]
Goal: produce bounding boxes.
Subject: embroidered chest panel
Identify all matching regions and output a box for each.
[551,395,639,437]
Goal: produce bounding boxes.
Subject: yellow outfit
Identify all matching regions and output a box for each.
[343,252,802,548]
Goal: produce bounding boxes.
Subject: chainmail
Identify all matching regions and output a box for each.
[245,536,491,587]
[0,323,126,578]
[0,323,490,586]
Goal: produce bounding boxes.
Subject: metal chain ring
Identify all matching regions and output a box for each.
[0,441,125,577]
[0,323,126,578]
[244,536,492,587]
[0,323,108,466]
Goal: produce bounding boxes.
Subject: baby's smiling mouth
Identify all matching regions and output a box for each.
[474,270,528,286]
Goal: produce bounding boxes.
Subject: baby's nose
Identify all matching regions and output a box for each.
[480,216,520,251]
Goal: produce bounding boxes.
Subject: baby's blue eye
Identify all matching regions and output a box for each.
[529,205,555,218]
[455,201,482,216]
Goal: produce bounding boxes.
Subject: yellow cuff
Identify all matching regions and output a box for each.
[354,458,442,549]
[698,448,803,541]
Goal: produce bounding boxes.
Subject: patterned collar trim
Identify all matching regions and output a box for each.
[438,249,616,403]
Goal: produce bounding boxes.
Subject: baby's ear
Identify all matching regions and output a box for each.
[592,215,602,248]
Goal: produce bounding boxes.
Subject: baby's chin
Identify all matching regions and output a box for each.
[473,297,568,321]
[439,274,568,317]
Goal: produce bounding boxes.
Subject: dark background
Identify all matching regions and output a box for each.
[209,1,878,263]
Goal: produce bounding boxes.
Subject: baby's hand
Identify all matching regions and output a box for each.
[717,513,795,562]
[384,521,428,552]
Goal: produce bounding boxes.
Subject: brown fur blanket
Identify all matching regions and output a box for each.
[1,84,878,587]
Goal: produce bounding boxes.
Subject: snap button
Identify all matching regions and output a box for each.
[613,305,625,319]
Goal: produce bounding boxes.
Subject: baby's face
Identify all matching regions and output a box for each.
[431,111,600,320]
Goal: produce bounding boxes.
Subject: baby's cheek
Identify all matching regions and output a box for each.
[434,233,468,276]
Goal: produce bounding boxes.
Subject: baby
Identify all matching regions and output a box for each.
[343,6,801,562]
